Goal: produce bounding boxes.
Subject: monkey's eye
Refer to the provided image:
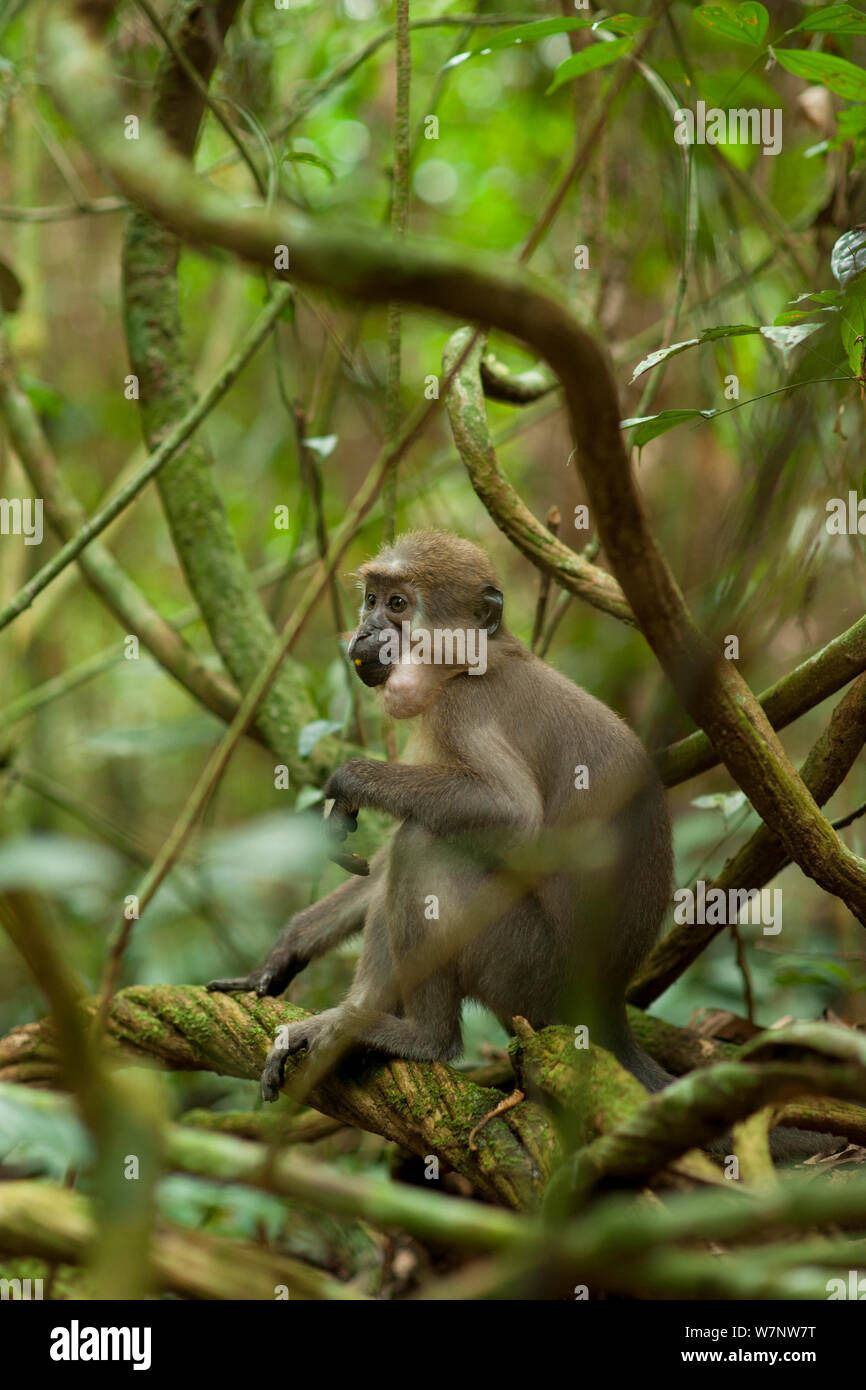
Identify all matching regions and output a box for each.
[388,595,407,613]
[365,593,376,609]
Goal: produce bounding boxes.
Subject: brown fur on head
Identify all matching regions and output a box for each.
[349,531,505,720]
[358,530,502,627]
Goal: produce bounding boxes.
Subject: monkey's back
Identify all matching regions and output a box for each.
[415,634,673,999]
[426,635,662,819]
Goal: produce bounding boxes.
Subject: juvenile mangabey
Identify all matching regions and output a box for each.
[209,530,674,1099]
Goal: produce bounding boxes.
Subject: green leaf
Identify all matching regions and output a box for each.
[592,14,654,35]
[473,17,594,49]
[772,292,841,327]
[282,150,335,183]
[630,340,700,381]
[831,228,866,284]
[298,717,343,758]
[546,37,635,94]
[773,48,866,101]
[0,1084,91,1182]
[691,791,748,818]
[19,370,63,417]
[620,409,719,447]
[445,17,649,70]
[304,433,338,459]
[759,322,823,361]
[442,18,591,67]
[838,277,866,372]
[774,959,853,988]
[787,289,842,307]
[836,104,866,141]
[630,325,760,382]
[695,4,769,47]
[796,3,866,34]
[773,303,837,324]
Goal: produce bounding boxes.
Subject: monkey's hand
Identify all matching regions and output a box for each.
[323,770,369,875]
[260,1008,350,1102]
[206,947,309,998]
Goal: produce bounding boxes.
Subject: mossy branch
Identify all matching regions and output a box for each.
[0,1181,368,1300]
[0,984,555,1211]
[480,350,557,404]
[120,0,320,781]
[443,330,634,626]
[632,672,866,1005]
[655,613,866,786]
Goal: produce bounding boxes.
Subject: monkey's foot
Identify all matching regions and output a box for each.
[261,1043,290,1102]
[260,1011,350,1102]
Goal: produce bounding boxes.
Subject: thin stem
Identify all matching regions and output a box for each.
[381,0,411,544]
[0,286,293,633]
[136,0,266,199]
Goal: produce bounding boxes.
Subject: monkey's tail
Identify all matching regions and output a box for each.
[612,1017,846,1162]
[613,1028,673,1093]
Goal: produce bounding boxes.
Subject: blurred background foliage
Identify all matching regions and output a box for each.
[0,0,865,1288]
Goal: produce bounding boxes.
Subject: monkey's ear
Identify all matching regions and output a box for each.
[479,585,503,636]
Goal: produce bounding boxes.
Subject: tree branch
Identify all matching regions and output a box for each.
[120,0,320,780]
[656,612,866,785]
[443,330,634,625]
[632,671,866,1005]
[0,311,251,734]
[0,985,554,1210]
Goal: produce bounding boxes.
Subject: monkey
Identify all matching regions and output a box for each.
[206,531,848,1161]
[209,529,675,1099]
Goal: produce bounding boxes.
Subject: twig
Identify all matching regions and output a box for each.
[381,0,411,544]
[0,311,250,727]
[632,673,866,1006]
[0,286,293,633]
[538,589,573,659]
[291,402,366,743]
[0,197,125,221]
[519,5,668,264]
[136,0,266,199]
[531,506,561,652]
[468,1088,525,1151]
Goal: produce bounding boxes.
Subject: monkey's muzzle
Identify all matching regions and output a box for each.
[347,628,393,687]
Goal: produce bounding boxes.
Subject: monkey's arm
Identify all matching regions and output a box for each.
[207,853,383,997]
[325,757,542,838]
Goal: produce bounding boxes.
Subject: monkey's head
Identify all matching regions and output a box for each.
[347,531,504,719]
